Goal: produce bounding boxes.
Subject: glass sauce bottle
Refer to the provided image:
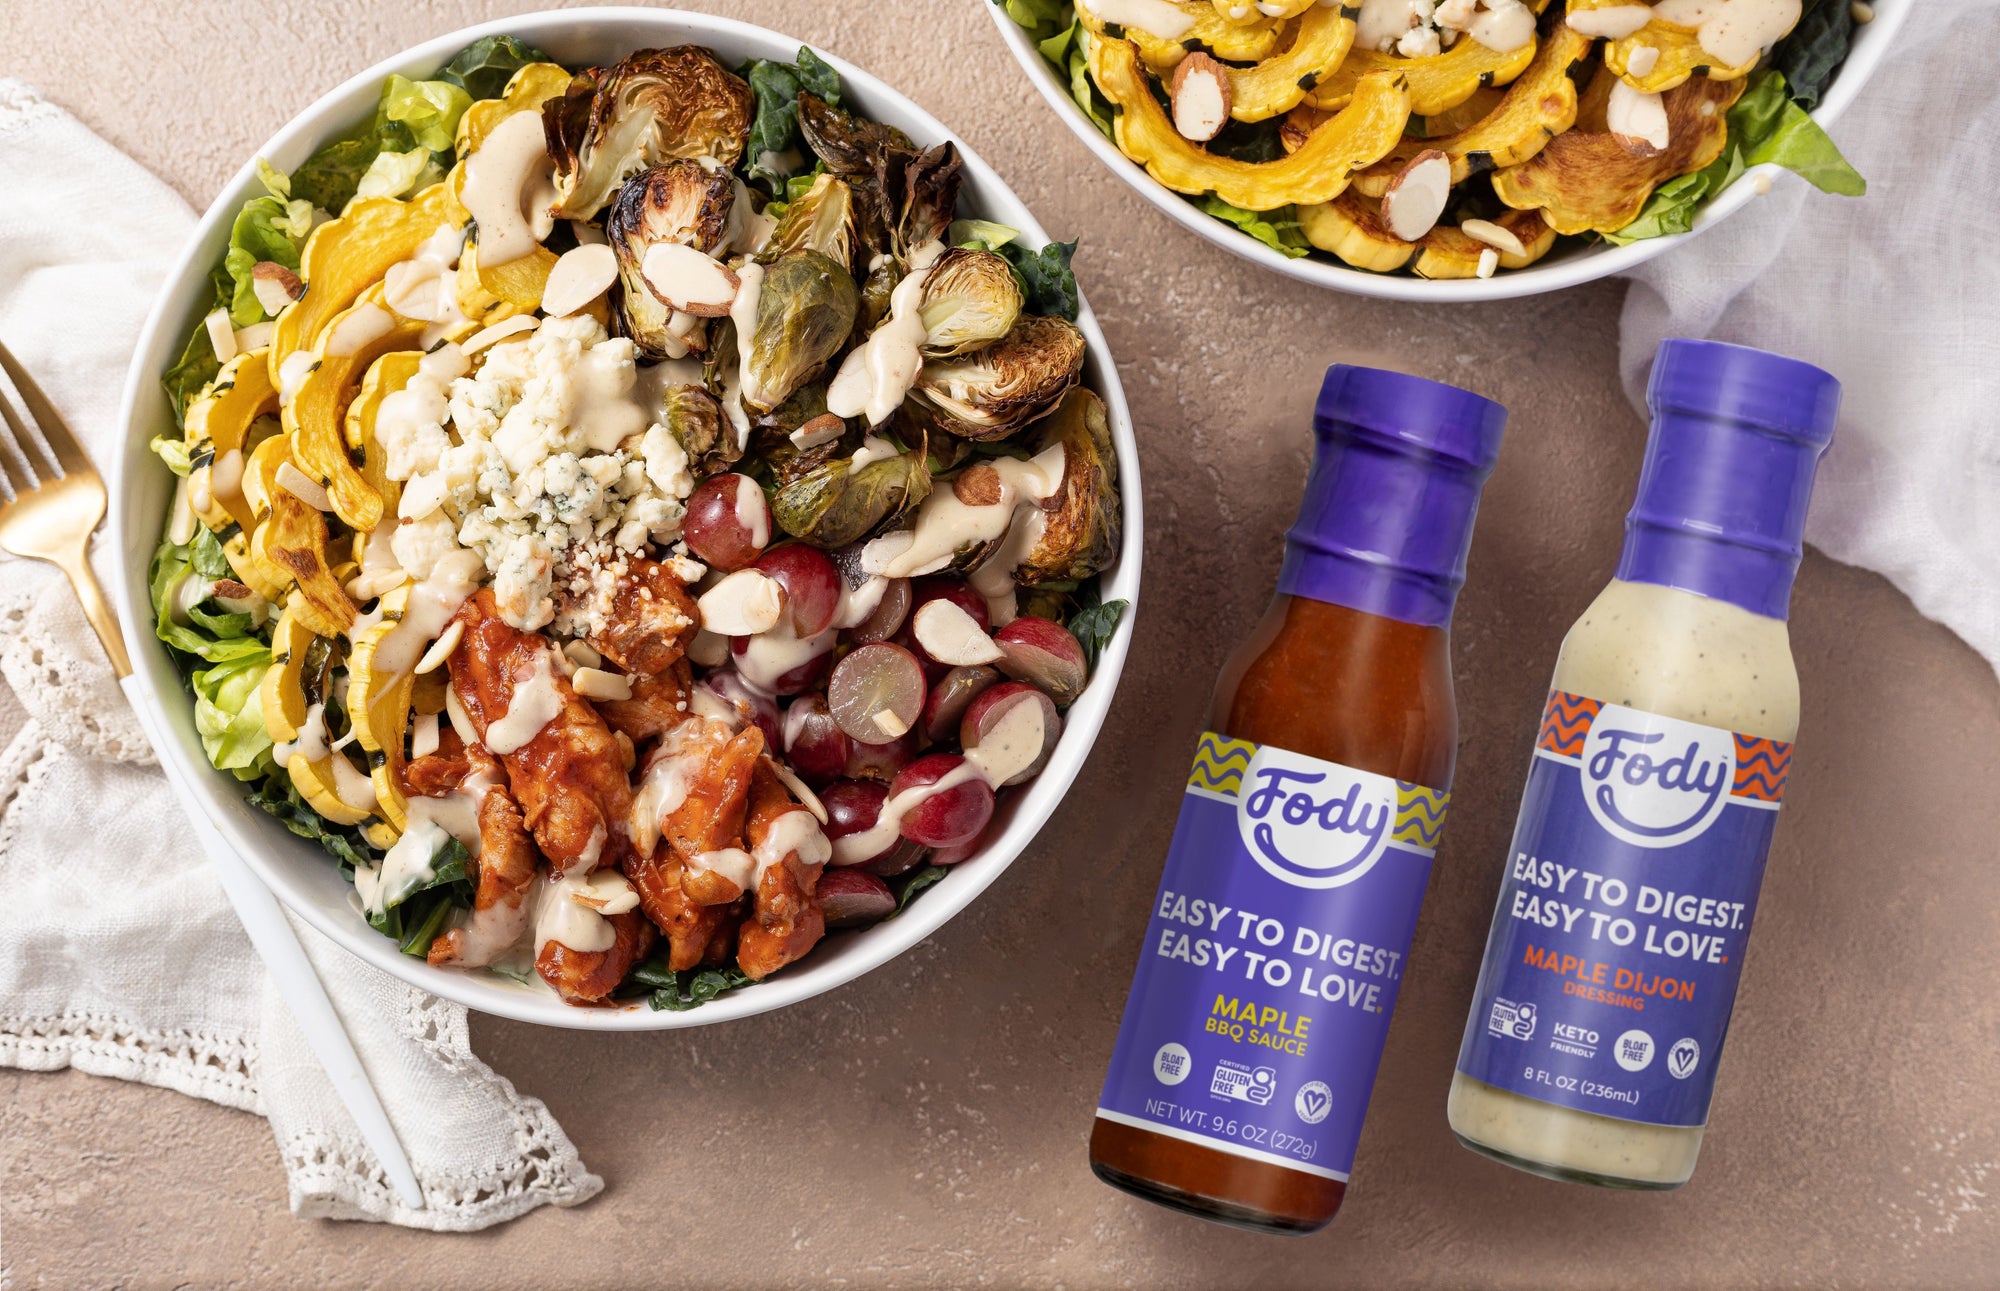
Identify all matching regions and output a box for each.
[1090,365,1506,1233]
[1448,340,1839,1188]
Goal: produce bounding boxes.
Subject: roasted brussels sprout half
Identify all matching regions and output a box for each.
[918,249,1022,357]
[896,143,963,256]
[858,255,904,333]
[771,441,932,549]
[607,160,736,358]
[743,250,860,414]
[1015,388,1119,586]
[910,315,1086,441]
[797,92,914,175]
[544,47,754,221]
[765,173,857,271]
[796,93,961,259]
[659,381,732,470]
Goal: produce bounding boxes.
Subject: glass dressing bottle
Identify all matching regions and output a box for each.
[1448,339,1839,1189]
[1090,365,1506,1233]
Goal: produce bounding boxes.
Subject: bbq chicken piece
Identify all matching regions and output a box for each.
[585,556,698,677]
[596,659,695,744]
[536,906,656,1005]
[448,590,634,875]
[736,761,831,981]
[402,724,470,797]
[627,716,765,969]
[427,747,541,969]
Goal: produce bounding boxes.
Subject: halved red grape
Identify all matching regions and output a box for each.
[821,779,897,868]
[683,473,771,571]
[993,616,1088,705]
[782,694,851,785]
[845,577,911,643]
[732,625,835,696]
[828,642,926,746]
[817,868,896,927]
[694,670,780,749]
[756,544,842,636]
[921,665,1002,744]
[960,682,1062,786]
[889,754,994,849]
[843,730,917,782]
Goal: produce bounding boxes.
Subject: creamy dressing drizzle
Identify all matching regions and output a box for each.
[326,304,395,358]
[1087,0,1198,39]
[533,868,640,957]
[826,240,945,426]
[730,259,767,410]
[735,624,836,694]
[829,696,1047,865]
[483,647,566,755]
[1652,0,1801,65]
[460,109,558,268]
[277,352,315,407]
[733,473,770,548]
[866,444,1066,585]
[383,223,468,328]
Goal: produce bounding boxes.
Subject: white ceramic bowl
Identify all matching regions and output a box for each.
[987,1,1909,301]
[112,8,1143,1030]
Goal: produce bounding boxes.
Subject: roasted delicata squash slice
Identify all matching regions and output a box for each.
[285,283,428,533]
[1296,192,1420,272]
[1352,24,1590,198]
[243,434,356,638]
[1603,14,1758,94]
[268,182,454,387]
[259,599,317,743]
[476,240,558,312]
[184,348,277,534]
[346,584,416,831]
[1310,32,1538,118]
[347,350,423,479]
[290,749,380,827]
[1492,73,1746,234]
[1425,86,1509,136]
[453,61,573,162]
[1092,35,1411,210]
[1227,5,1357,122]
[1075,0,1279,72]
[1212,0,1313,19]
[453,237,526,331]
[1412,210,1558,277]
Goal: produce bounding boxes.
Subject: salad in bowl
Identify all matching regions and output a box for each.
[142,30,1127,1014]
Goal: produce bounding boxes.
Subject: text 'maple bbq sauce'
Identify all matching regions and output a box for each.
[1090,365,1507,1234]
[1448,339,1839,1189]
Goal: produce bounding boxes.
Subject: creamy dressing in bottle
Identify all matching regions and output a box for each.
[1448,340,1840,1189]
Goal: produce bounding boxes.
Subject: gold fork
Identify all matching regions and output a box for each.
[0,339,425,1209]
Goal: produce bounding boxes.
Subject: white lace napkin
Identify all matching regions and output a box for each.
[1619,0,2000,674]
[0,80,599,1230]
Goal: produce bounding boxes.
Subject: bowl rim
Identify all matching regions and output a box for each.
[110,6,1145,1030]
[984,0,1911,302]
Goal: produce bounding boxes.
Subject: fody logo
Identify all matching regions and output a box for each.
[1580,705,1736,849]
[1237,747,1398,889]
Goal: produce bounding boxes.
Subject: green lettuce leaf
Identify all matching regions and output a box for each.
[190,651,274,779]
[999,238,1080,321]
[950,218,1020,251]
[1037,18,1113,139]
[998,0,1073,42]
[379,75,473,153]
[355,146,446,201]
[150,435,193,477]
[1603,71,1864,246]
[220,166,315,326]
[246,770,383,871]
[744,47,843,188]
[1770,0,1854,111]
[434,34,554,101]
[286,69,474,214]
[288,127,380,214]
[149,532,269,665]
[1196,196,1311,259]
[161,321,221,429]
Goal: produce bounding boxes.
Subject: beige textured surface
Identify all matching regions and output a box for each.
[5,1,1999,1286]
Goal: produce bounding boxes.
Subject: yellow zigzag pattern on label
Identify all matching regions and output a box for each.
[1393,785,1451,850]
[1187,732,1255,794]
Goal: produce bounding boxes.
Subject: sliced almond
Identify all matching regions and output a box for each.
[573,666,634,702]
[686,628,731,668]
[461,314,539,354]
[233,321,275,353]
[1169,52,1233,144]
[695,569,784,636]
[541,243,620,318]
[1607,80,1671,156]
[1460,218,1529,259]
[411,711,440,759]
[1475,247,1500,280]
[1379,150,1453,242]
[641,243,742,317]
[1565,3,1654,38]
[274,460,333,511]
[789,413,846,450]
[414,620,465,675]
[1624,43,1662,78]
[764,755,829,824]
[912,599,1005,668]
[204,308,237,364]
[563,639,604,670]
[252,261,305,316]
[952,464,1003,507]
[871,707,912,740]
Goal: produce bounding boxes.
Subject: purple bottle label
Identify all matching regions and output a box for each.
[1096,733,1451,1181]
[1456,692,1793,1128]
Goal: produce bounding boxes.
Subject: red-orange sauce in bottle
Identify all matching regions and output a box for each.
[1089,365,1507,1233]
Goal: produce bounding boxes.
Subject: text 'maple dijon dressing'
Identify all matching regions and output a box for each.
[1449,339,1839,1189]
[1092,366,1507,1233]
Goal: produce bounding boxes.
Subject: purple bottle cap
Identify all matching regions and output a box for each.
[1617,339,1840,620]
[1278,365,1507,628]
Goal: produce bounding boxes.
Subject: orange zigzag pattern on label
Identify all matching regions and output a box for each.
[1536,691,1601,756]
[1732,736,1792,802]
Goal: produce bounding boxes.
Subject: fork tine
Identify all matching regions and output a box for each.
[0,339,90,479]
[0,386,43,497]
